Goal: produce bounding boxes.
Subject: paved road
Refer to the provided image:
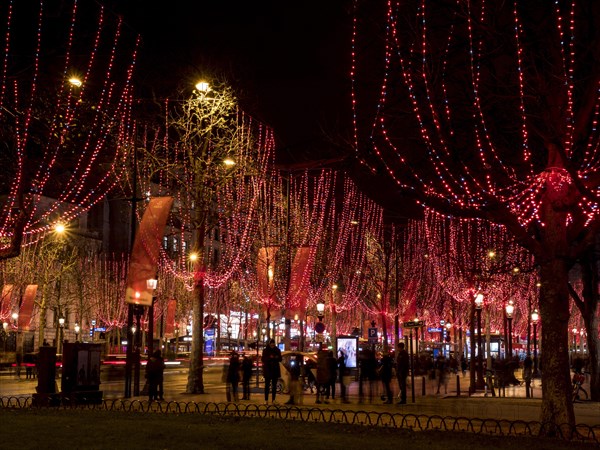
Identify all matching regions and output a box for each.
[1,364,598,426]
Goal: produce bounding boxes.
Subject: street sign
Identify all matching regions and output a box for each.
[368,327,378,343]
[428,327,442,333]
[403,320,424,328]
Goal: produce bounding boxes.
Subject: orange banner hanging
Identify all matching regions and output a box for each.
[125,197,173,306]
[1,284,14,320]
[18,285,37,330]
[164,299,177,336]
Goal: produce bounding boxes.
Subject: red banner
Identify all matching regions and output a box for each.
[18,285,37,330]
[164,299,176,336]
[1,285,14,320]
[125,197,173,306]
[287,246,313,318]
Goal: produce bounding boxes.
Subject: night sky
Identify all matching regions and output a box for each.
[115,1,353,164]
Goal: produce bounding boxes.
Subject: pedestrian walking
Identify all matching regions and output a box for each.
[396,342,409,404]
[241,354,253,400]
[325,350,337,402]
[435,355,448,394]
[315,348,330,404]
[285,355,303,405]
[337,349,350,403]
[522,356,533,398]
[379,351,394,403]
[226,351,240,402]
[261,339,282,404]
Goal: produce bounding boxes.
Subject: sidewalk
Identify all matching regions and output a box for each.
[2,372,597,426]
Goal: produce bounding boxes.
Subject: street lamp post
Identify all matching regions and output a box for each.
[315,301,325,349]
[58,317,65,354]
[227,325,232,351]
[74,323,80,342]
[531,309,539,376]
[147,277,158,356]
[505,300,514,358]
[474,293,484,390]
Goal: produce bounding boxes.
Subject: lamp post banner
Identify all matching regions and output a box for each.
[1,284,14,319]
[125,197,173,306]
[18,285,37,330]
[164,298,177,336]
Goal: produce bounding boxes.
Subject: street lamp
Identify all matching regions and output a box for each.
[531,309,539,376]
[58,316,65,354]
[147,277,158,356]
[316,301,325,321]
[74,323,80,342]
[227,324,232,351]
[474,293,484,390]
[505,300,515,358]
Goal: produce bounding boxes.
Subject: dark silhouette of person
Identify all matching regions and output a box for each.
[358,348,377,403]
[396,342,409,404]
[261,339,282,403]
[146,350,165,402]
[226,351,240,402]
[523,356,533,398]
[337,349,349,403]
[380,351,394,403]
[241,354,254,400]
[315,349,330,404]
[325,350,337,401]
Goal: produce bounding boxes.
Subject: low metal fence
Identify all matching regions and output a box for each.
[1,395,598,445]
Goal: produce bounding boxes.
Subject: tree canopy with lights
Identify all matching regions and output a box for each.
[351,0,600,428]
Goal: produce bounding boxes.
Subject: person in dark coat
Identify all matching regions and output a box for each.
[325,351,337,401]
[358,348,377,403]
[261,339,282,403]
[226,351,241,402]
[315,349,330,404]
[396,342,409,404]
[241,354,254,400]
[146,350,165,402]
[380,351,394,403]
[337,349,349,403]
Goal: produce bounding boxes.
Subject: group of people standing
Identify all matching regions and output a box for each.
[222,340,413,406]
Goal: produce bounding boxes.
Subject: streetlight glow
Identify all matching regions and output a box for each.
[223,157,235,167]
[474,293,484,309]
[54,223,66,234]
[531,309,539,323]
[505,300,515,318]
[195,81,210,93]
[68,77,82,87]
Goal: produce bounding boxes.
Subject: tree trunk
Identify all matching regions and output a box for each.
[584,310,600,401]
[538,257,575,428]
[186,224,206,394]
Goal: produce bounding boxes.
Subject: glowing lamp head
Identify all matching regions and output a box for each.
[147,278,158,290]
[68,77,82,87]
[58,317,65,327]
[316,301,325,314]
[189,253,198,262]
[505,300,515,318]
[11,312,18,321]
[54,223,66,234]
[223,158,235,167]
[474,293,484,309]
[195,81,210,93]
[531,309,539,324]
[74,323,80,334]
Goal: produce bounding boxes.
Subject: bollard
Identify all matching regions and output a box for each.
[422,376,426,396]
[456,374,461,396]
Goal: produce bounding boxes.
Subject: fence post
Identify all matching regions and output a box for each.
[422,376,426,396]
[456,374,461,396]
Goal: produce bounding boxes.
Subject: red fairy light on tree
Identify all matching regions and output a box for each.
[0,1,139,257]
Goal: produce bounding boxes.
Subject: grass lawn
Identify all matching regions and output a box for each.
[1,408,596,450]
